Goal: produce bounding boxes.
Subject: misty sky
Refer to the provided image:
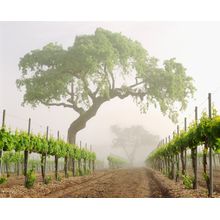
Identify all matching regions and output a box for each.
[1,21,220,162]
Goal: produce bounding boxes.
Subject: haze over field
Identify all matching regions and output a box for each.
[1,21,220,165]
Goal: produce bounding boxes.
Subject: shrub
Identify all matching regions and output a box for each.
[182,175,193,189]
[0,176,7,184]
[25,169,36,188]
[57,175,62,182]
[44,176,52,185]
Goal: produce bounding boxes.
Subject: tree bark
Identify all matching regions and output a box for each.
[67,97,105,144]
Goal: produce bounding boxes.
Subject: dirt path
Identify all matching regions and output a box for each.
[0,167,215,198]
[45,168,170,198]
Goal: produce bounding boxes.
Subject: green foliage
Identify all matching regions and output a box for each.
[0,127,96,161]
[147,113,220,164]
[75,168,82,176]
[0,176,7,184]
[57,175,62,182]
[44,176,52,185]
[17,28,195,123]
[182,175,194,189]
[203,172,209,182]
[107,155,128,169]
[25,168,36,188]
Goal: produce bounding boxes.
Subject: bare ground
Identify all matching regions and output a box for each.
[0,167,217,198]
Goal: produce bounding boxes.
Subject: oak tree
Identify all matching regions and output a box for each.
[111,125,159,165]
[17,28,195,144]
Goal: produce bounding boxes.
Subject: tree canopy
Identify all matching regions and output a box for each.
[17,28,195,143]
[111,125,159,164]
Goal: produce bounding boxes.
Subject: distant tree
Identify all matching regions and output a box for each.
[111,125,159,165]
[17,28,195,144]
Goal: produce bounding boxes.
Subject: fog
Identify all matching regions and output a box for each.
[1,22,220,166]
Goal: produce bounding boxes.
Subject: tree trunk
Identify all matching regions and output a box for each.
[67,98,105,144]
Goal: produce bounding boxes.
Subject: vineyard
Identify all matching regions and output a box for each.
[0,110,96,188]
[146,93,220,197]
[107,155,128,169]
[2,24,220,199]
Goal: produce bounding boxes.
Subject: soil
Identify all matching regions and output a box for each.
[0,167,216,198]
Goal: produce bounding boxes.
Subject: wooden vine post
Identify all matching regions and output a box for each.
[89,144,92,171]
[193,106,198,189]
[0,109,6,176]
[171,131,175,180]
[180,118,187,176]
[184,117,187,171]
[84,143,87,174]
[90,145,95,172]
[55,130,59,180]
[175,125,180,182]
[24,118,31,186]
[64,135,68,178]
[44,126,49,183]
[208,93,213,197]
[78,141,82,175]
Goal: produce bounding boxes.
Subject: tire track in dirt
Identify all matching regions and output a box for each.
[146,169,171,198]
[47,168,172,198]
[45,170,118,198]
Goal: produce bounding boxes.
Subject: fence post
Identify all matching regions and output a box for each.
[44,126,49,182]
[184,117,187,170]
[208,93,213,197]
[24,118,31,186]
[55,130,59,180]
[176,125,180,182]
[0,110,6,176]
[194,106,198,189]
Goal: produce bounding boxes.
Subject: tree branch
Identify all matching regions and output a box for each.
[128,80,145,89]
[40,101,73,108]
[110,87,147,100]
[41,100,85,115]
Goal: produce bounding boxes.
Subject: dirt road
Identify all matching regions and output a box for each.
[46,168,170,198]
[0,168,211,198]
